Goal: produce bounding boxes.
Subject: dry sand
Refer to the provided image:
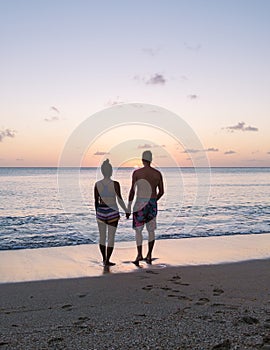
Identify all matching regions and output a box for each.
[1,258,270,349]
[1,234,270,349]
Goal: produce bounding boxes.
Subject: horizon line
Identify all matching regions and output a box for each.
[1,166,270,169]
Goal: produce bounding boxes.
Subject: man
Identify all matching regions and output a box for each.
[127,150,164,264]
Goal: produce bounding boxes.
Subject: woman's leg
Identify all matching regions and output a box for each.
[105,220,118,265]
[97,220,107,263]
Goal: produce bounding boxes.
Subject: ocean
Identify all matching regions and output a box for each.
[0,167,269,250]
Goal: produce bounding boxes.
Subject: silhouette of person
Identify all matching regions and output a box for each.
[127,150,164,264]
[94,159,128,266]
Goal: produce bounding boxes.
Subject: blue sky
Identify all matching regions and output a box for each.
[0,0,269,166]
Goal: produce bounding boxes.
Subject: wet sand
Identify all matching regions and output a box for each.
[1,233,270,283]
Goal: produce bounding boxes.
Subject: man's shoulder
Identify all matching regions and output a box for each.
[149,167,162,177]
[152,167,162,174]
[133,166,162,177]
[132,168,142,176]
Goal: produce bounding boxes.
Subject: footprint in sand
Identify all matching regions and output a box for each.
[145,270,159,274]
[77,294,87,298]
[160,286,172,291]
[195,297,210,305]
[170,275,181,280]
[78,316,90,321]
[47,337,64,345]
[0,341,9,346]
[211,303,226,307]
[61,304,73,310]
[134,313,147,317]
[178,295,192,301]
[142,285,153,291]
[213,288,224,296]
[73,316,90,327]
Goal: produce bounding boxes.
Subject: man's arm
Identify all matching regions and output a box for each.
[127,171,137,216]
[156,173,164,201]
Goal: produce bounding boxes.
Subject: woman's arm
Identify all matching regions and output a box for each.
[114,181,128,213]
[94,184,99,211]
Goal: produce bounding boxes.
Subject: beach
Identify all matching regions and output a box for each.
[1,235,270,349]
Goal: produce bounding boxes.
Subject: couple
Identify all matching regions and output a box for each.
[94,150,164,267]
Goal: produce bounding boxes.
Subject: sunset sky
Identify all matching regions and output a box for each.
[0,0,269,167]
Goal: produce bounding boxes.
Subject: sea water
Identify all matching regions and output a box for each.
[0,167,269,250]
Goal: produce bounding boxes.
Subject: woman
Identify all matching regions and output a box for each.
[94,159,128,266]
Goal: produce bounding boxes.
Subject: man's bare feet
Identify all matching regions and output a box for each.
[145,256,152,264]
[132,255,143,266]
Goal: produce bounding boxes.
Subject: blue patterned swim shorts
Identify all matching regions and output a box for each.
[133,198,157,231]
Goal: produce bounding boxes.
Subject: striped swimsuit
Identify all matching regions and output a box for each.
[96,181,120,224]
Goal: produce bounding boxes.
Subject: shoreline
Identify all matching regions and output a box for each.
[1,233,270,284]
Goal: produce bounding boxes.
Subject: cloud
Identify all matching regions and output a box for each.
[267,151,270,155]
[138,144,166,149]
[182,147,218,154]
[184,42,201,51]
[142,47,160,57]
[16,158,24,161]
[105,96,125,106]
[224,150,236,155]
[50,106,60,114]
[94,151,110,156]
[223,122,258,132]
[244,126,258,132]
[44,106,61,122]
[206,148,219,152]
[0,128,16,142]
[146,73,166,85]
[182,149,201,154]
[135,73,167,85]
[44,116,60,122]
[187,94,198,100]
[138,144,153,149]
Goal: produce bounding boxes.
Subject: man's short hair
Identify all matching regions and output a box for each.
[142,150,152,162]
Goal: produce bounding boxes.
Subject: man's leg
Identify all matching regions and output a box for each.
[134,226,144,262]
[145,220,156,263]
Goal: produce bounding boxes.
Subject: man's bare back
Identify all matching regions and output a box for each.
[131,166,163,200]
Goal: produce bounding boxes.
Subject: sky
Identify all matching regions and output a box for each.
[0,0,269,167]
